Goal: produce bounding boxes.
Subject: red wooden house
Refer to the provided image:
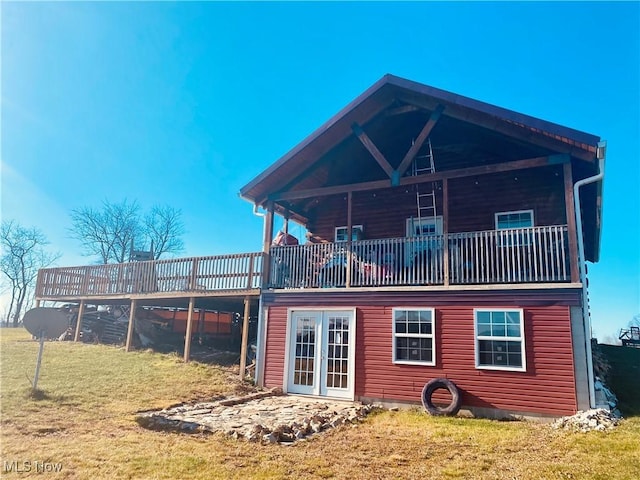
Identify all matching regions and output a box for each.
[35,74,605,418]
[240,74,605,418]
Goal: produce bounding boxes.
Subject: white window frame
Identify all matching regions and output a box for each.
[334,225,363,243]
[406,216,443,237]
[495,210,534,247]
[474,308,526,372]
[392,307,436,366]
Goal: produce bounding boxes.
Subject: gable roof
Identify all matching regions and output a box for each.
[240,74,600,205]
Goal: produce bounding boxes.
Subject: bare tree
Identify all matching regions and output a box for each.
[69,199,184,263]
[0,220,60,326]
[70,199,141,263]
[144,205,185,259]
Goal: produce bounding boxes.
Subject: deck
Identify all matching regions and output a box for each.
[35,252,264,301]
[269,225,572,289]
[35,225,574,301]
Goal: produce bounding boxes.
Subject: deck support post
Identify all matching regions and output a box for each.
[346,191,353,288]
[73,300,85,342]
[262,202,275,288]
[35,299,41,308]
[183,297,196,362]
[442,178,450,286]
[563,163,580,283]
[239,296,251,379]
[125,298,137,352]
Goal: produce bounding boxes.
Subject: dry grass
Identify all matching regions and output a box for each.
[1,328,639,479]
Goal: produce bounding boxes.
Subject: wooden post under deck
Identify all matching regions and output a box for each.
[125,299,137,352]
[239,296,251,379]
[73,299,85,342]
[35,299,41,308]
[183,297,196,362]
[563,163,580,283]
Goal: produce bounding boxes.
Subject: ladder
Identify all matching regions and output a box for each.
[411,138,437,235]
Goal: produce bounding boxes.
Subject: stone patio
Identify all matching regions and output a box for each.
[136,389,376,444]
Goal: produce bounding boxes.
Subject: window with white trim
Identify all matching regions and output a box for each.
[393,308,435,365]
[334,225,363,242]
[406,216,443,237]
[475,309,526,371]
[495,210,534,246]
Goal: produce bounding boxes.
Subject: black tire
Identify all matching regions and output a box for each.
[421,378,462,416]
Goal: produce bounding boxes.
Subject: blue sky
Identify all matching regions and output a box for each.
[2,2,638,341]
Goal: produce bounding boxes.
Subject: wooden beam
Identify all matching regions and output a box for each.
[125,298,137,352]
[396,104,444,177]
[563,163,580,283]
[183,297,195,362]
[239,296,251,379]
[262,202,274,288]
[73,300,85,342]
[385,104,421,116]
[442,179,450,287]
[270,154,568,202]
[346,191,353,288]
[352,123,395,179]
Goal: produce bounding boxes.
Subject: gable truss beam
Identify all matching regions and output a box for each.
[396,104,445,177]
[385,104,421,116]
[352,103,445,186]
[269,154,569,202]
[351,123,395,179]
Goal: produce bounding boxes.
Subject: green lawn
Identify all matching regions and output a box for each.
[1,328,639,479]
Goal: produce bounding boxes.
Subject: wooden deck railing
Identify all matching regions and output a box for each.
[269,225,571,288]
[36,226,573,299]
[36,252,263,298]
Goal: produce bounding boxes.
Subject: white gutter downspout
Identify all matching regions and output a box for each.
[251,203,267,386]
[573,140,606,408]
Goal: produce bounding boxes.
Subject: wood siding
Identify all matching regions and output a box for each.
[307,165,565,242]
[262,289,581,416]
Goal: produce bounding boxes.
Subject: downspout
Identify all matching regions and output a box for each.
[251,203,266,385]
[252,204,265,217]
[573,140,606,409]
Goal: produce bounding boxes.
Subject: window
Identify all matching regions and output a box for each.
[406,217,443,237]
[495,210,534,246]
[393,308,435,365]
[475,309,526,371]
[495,210,534,229]
[405,217,443,267]
[334,225,363,242]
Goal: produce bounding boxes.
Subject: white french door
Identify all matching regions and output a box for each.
[286,310,355,399]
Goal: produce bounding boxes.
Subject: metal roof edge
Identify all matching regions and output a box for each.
[384,74,601,146]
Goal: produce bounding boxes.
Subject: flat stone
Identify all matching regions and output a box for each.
[135,390,377,443]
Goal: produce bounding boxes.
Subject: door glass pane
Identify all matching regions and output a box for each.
[293,317,315,386]
[326,316,350,390]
